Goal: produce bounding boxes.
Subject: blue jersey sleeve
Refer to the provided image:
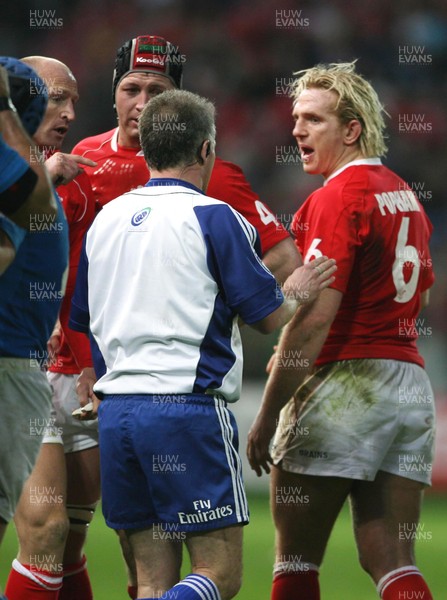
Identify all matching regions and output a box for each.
[69,235,90,333]
[194,203,283,324]
[0,135,29,193]
[0,215,26,252]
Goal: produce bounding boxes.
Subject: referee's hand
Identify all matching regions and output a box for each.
[73,367,100,420]
[282,256,337,306]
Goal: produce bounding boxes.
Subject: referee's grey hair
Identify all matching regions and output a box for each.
[291,61,388,157]
[139,89,216,171]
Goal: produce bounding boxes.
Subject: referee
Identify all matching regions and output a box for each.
[70,89,336,600]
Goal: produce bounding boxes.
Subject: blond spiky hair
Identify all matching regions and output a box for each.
[290,61,388,157]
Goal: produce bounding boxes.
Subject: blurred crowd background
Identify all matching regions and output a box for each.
[2,0,446,397]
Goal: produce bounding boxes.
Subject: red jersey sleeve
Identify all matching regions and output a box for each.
[207,158,290,256]
[50,172,96,373]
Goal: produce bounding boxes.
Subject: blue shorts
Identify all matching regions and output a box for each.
[98,393,249,531]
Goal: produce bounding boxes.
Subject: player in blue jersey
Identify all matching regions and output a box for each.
[3,57,98,600]
[0,63,57,273]
[70,89,336,600]
[0,59,68,600]
[0,133,31,274]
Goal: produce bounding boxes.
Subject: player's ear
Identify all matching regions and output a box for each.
[197,140,211,165]
[344,119,362,146]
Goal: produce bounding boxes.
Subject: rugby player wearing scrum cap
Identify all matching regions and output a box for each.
[73,35,299,281]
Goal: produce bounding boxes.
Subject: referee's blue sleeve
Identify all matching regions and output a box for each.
[89,331,106,379]
[194,203,283,324]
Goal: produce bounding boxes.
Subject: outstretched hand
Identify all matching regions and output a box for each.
[46,153,97,187]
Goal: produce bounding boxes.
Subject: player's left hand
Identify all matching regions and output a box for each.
[246,411,278,476]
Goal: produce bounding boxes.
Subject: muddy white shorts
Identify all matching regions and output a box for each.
[43,372,99,453]
[272,359,435,485]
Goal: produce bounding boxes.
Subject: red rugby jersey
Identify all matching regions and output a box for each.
[292,159,434,367]
[49,170,95,374]
[72,127,290,254]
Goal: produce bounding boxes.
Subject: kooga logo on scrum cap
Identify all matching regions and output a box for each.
[131,207,151,226]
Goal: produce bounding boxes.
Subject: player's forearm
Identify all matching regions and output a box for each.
[0,111,56,227]
[0,230,15,275]
[259,306,332,420]
[262,237,302,285]
[252,257,337,334]
[420,289,430,311]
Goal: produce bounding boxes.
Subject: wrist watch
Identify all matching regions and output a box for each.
[0,97,16,111]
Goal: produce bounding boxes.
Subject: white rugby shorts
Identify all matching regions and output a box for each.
[43,372,99,453]
[272,359,435,485]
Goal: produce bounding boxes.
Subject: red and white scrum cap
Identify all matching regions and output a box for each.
[112,35,183,106]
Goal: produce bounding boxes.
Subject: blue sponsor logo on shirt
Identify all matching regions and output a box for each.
[131,207,151,226]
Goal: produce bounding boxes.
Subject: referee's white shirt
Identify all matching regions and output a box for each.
[70,179,283,402]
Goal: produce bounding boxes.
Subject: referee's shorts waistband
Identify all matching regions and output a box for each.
[100,393,228,406]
